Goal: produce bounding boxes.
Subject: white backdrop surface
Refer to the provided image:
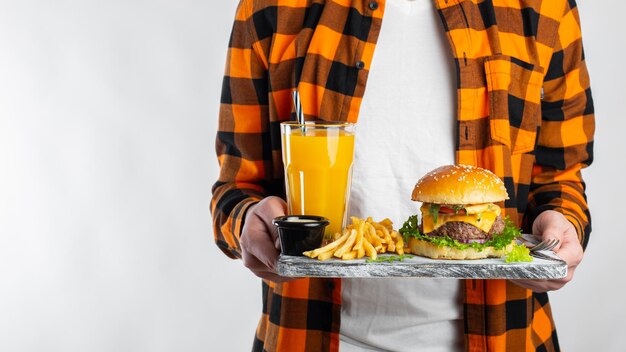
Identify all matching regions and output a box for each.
[0,1,623,351]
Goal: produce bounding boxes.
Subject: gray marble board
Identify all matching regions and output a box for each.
[277,253,567,279]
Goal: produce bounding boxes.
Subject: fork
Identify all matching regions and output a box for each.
[518,234,563,262]
[519,234,560,253]
[529,238,560,252]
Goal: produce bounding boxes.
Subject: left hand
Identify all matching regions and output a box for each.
[511,210,584,292]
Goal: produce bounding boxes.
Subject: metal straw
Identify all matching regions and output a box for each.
[291,90,306,133]
[292,89,305,121]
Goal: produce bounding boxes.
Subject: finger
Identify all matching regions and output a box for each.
[511,258,578,292]
[258,197,288,250]
[255,264,298,282]
[510,279,565,293]
[242,247,278,276]
[241,250,294,282]
[532,211,576,252]
[554,240,583,268]
[257,271,296,283]
[274,236,282,251]
[553,225,583,266]
[244,229,281,270]
[534,224,564,252]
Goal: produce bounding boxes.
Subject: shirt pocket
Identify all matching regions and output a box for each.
[484,55,544,154]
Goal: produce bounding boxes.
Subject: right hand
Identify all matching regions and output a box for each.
[240,196,294,282]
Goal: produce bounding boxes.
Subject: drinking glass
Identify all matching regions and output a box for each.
[280,121,356,239]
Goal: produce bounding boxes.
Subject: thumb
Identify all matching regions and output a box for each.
[259,196,288,250]
[533,213,565,252]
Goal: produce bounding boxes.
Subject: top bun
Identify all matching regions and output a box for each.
[411,164,509,204]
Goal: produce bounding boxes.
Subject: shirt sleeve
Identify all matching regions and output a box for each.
[211,0,272,259]
[526,0,595,249]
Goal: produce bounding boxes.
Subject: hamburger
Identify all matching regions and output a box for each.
[400,164,520,260]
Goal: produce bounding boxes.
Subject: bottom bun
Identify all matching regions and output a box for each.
[408,238,515,260]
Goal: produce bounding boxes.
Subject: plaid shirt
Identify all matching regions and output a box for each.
[212,0,594,351]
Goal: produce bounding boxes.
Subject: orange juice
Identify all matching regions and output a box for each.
[281,123,355,237]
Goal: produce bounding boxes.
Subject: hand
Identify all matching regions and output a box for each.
[240,196,294,282]
[512,210,584,292]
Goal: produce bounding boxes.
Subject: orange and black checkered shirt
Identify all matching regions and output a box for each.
[212,0,594,351]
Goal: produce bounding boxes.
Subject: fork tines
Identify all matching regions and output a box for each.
[531,238,560,252]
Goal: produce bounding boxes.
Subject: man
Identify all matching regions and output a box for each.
[212,0,593,351]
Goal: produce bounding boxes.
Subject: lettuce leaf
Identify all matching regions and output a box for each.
[429,204,441,223]
[505,244,533,263]
[399,214,521,252]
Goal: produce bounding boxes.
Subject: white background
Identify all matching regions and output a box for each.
[0,1,623,351]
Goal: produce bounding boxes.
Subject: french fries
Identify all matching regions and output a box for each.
[302,231,350,259]
[334,229,357,258]
[303,217,406,261]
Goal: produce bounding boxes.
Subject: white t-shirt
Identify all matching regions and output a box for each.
[340,1,463,351]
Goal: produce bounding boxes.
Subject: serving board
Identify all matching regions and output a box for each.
[276,252,566,279]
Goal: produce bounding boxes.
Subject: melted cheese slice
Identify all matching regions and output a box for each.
[463,203,500,215]
[420,203,501,234]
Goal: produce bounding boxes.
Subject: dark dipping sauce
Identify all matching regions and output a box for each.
[272,215,330,256]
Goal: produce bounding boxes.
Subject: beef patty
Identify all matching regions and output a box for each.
[424,215,505,242]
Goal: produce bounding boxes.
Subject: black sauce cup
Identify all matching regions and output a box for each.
[272,215,330,256]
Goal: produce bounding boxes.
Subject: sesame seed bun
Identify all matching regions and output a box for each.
[411,164,509,204]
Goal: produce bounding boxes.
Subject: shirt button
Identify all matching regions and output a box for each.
[368,1,379,10]
[355,60,365,70]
